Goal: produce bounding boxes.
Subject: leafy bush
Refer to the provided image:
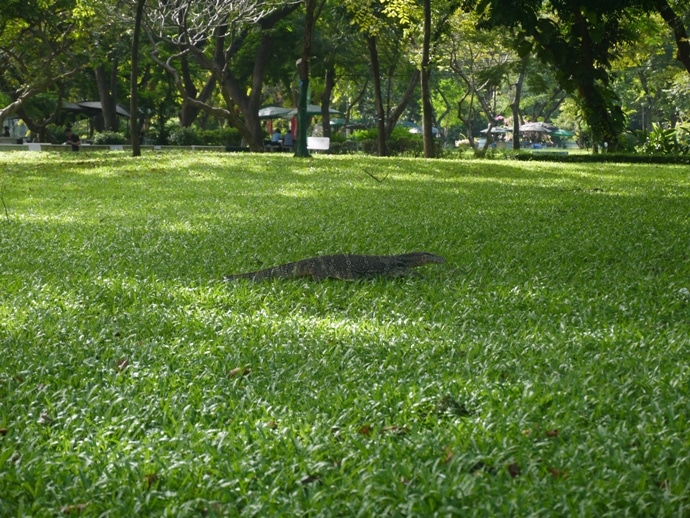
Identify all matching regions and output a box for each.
[675,122,690,151]
[617,131,641,152]
[92,131,127,145]
[358,139,378,154]
[351,126,424,156]
[166,126,243,147]
[637,122,689,155]
[515,152,690,164]
[387,137,423,156]
[199,128,243,147]
[329,132,347,144]
[329,140,359,154]
[51,126,68,144]
[351,128,378,141]
[638,123,679,154]
[167,127,203,146]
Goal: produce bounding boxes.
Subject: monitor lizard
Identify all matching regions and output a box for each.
[223,252,445,281]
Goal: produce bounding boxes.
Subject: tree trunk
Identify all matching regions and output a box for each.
[295,0,316,157]
[570,7,621,150]
[511,56,527,151]
[130,0,146,157]
[179,77,216,128]
[202,30,274,150]
[0,90,38,125]
[385,70,420,139]
[320,64,336,139]
[457,90,478,149]
[150,4,299,151]
[367,35,387,156]
[295,73,311,156]
[345,78,368,130]
[16,88,63,143]
[421,0,435,158]
[95,62,119,132]
[178,41,217,128]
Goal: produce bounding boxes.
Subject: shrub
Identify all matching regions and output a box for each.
[167,127,203,146]
[199,128,243,147]
[351,126,424,156]
[637,122,689,155]
[166,127,243,147]
[638,123,678,154]
[359,139,378,154]
[351,128,378,141]
[329,132,347,144]
[92,131,127,145]
[387,136,423,156]
[515,152,690,164]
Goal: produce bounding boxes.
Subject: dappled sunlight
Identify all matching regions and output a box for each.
[2,151,690,516]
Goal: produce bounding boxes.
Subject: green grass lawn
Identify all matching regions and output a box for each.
[1,151,689,516]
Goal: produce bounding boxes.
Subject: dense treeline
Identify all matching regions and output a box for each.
[1,0,689,155]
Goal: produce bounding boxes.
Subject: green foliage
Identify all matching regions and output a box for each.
[351,127,378,141]
[165,127,243,147]
[0,0,92,120]
[637,123,689,155]
[515,151,690,164]
[92,131,127,145]
[468,0,650,147]
[198,128,243,147]
[166,127,204,146]
[1,152,689,516]
[325,132,353,155]
[352,126,425,156]
[329,131,347,144]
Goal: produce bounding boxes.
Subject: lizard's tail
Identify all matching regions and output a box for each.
[223,267,278,282]
[223,272,259,281]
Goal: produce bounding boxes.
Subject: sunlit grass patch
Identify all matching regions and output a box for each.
[1,151,689,515]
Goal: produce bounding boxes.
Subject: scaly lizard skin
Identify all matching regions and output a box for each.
[223,252,445,281]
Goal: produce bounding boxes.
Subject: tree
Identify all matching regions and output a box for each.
[509,55,527,150]
[16,91,66,143]
[420,0,435,157]
[131,0,146,156]
[343,0,423,155]
[62,0,129,134]
[467,0,654,150]
[294,0,316,157]
[0,0,89,124]
[344,0,460,156]
[94,63,120,132]
[612,13,680,133]
[147,0,300,150]
[417,0,462,157]
[446,11,517,150]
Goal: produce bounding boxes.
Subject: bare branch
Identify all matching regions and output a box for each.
[147,0,299,46]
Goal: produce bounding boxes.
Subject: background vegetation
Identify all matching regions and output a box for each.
[2,0,690,155]
[1,151,688,515]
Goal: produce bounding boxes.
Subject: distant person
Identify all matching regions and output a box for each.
[270,128,282,151]
[64,129,81,151]
[3,126,9,137]
[282,129,294,151]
